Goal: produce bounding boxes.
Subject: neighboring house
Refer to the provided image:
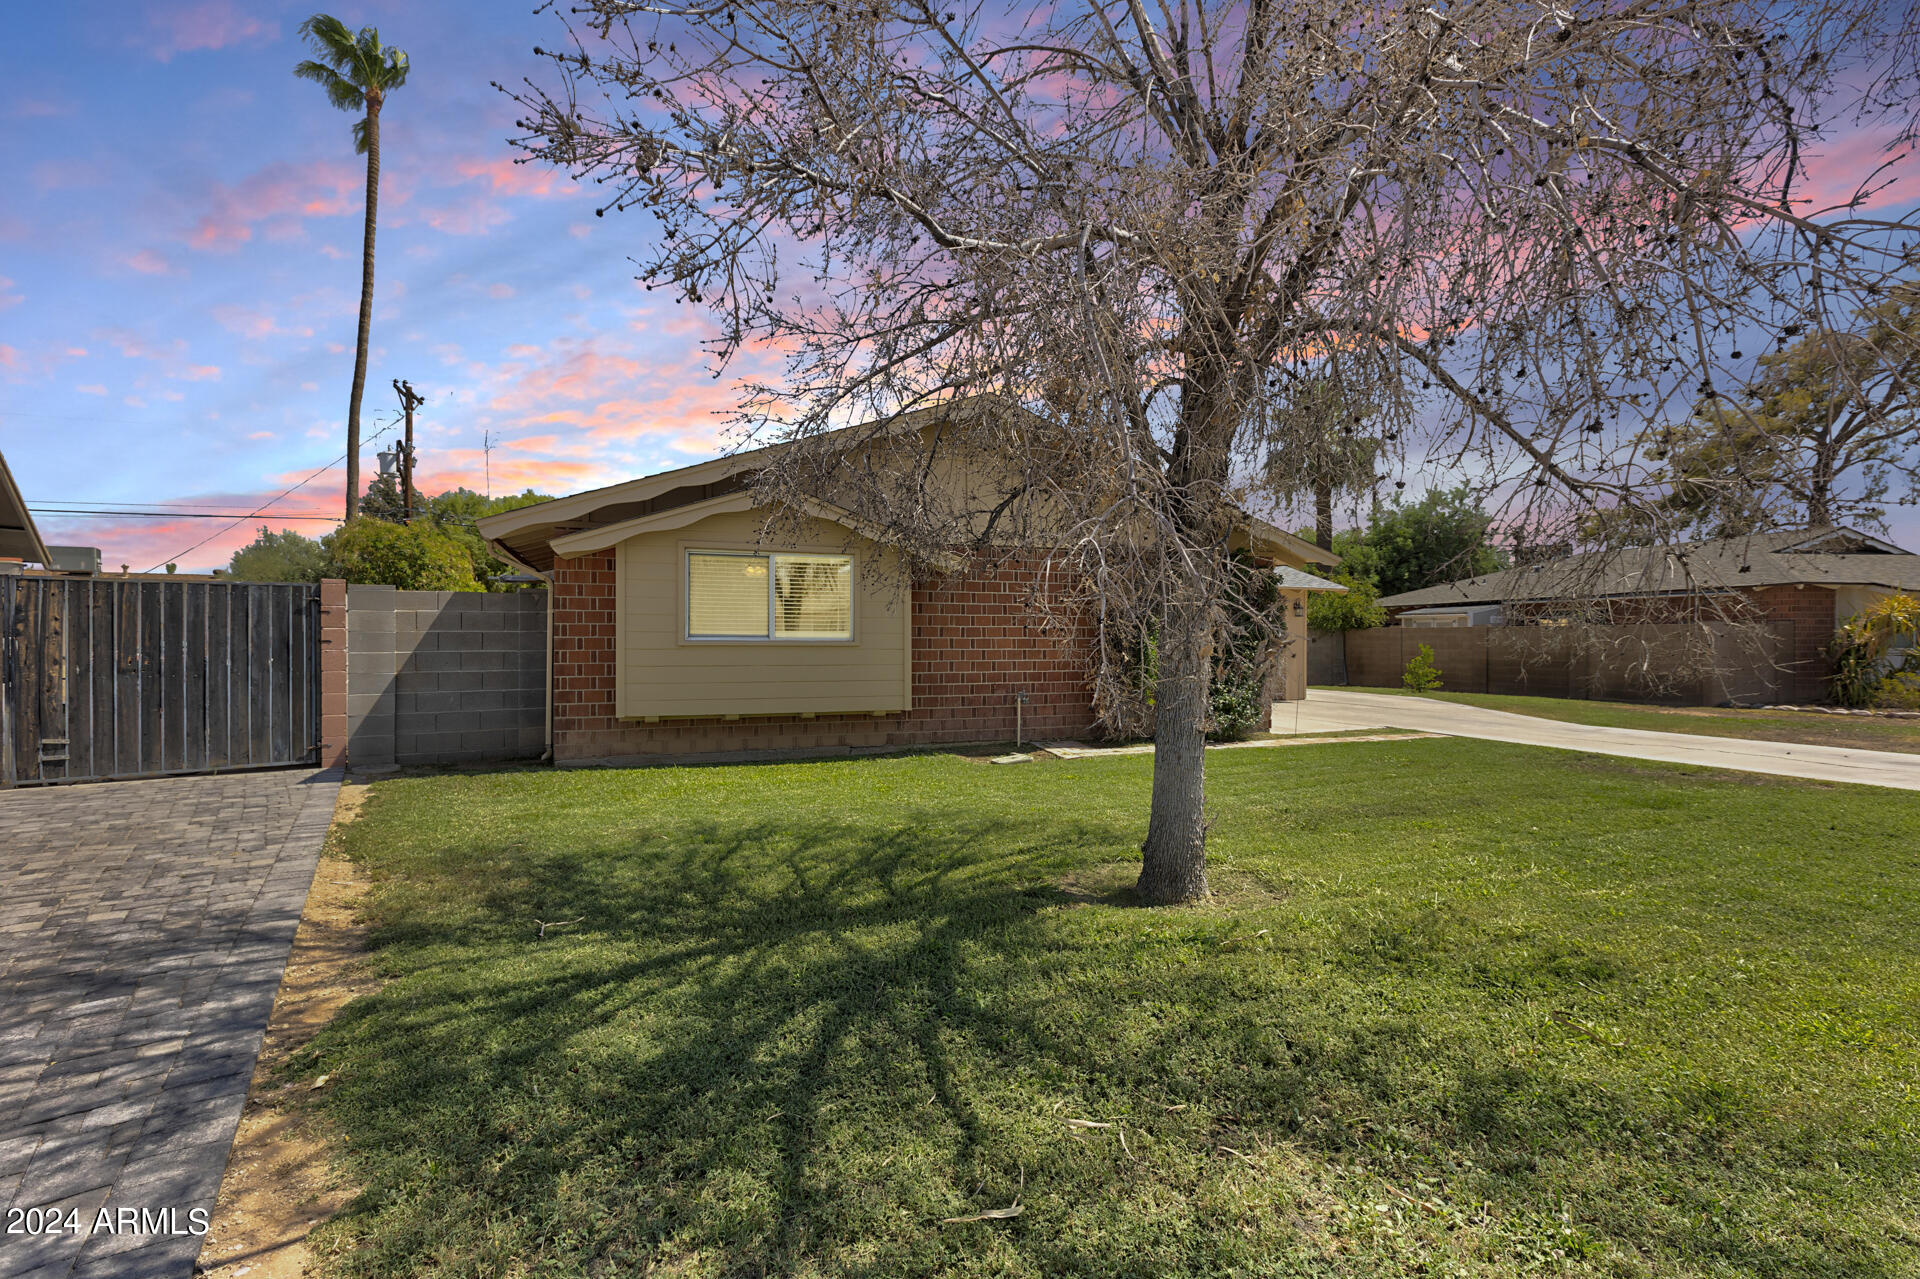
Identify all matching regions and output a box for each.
[1376,527,1920,702]
[0,448,51,569]
[478,400,1343,764]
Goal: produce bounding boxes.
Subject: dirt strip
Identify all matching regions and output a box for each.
[195,782,379,1279]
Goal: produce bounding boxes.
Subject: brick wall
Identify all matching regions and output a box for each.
[551,550,1097,762]
[1750,584,1838,702]
[346,586,548,768]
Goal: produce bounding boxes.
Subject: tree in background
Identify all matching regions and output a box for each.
[516,0,1917,902]
[1340,488,1508,599]
[295,15,410,522]
[1261,375,1382,551]
[1592,285,1920,544]
[1305,572,1386,633]
[356,481,554,586]
[225,527,328,583]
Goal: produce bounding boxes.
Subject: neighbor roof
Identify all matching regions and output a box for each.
[0,449,49,565]
[1378,527,1920,609]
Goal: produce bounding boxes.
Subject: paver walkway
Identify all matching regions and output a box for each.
[1289,689,1920,790]
[0,767,339,1279]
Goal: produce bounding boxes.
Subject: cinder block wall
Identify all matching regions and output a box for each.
[346,586,547,768]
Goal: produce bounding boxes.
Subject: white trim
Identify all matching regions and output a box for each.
[550,491,757,557]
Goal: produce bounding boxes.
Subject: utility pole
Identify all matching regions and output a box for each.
[391,379,426,523]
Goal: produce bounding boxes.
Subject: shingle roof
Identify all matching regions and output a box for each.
[1378,527,1920,609]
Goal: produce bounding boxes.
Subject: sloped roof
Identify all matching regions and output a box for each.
[1379,527,1920,609]
[478,395,1340,573]
[0,449,49,565]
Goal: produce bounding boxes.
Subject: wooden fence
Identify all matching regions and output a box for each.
[1,575,320,786]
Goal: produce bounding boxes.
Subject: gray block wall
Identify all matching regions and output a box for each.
[346,586,547,768]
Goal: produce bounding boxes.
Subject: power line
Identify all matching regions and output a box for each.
[32,499,337,514]
[142,421,398,572]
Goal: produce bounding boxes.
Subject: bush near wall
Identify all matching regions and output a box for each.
[322,518,481,592]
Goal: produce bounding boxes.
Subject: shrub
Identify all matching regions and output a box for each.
[1829,593,1920,707]
[1207,675,1268,741]
[1871,672,1920,710]
[322,518,481,591]
[1403,642,1444,693]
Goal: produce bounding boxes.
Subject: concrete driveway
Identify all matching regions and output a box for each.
[0,767,339,1279]
[1282,689,1920,790]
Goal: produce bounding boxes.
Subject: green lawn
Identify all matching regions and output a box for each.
[1332,686,1920,754]
[307,744,1920,1278]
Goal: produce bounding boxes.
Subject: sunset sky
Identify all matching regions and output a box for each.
[3,0,784,572]
[3,1,1915,571]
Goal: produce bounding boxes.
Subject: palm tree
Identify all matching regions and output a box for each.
[295,15,409,521]
[1264,375,1380,551]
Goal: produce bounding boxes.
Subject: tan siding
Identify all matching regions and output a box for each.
[614,509,911,718]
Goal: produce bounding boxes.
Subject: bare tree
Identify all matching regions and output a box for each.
[509,0,1919,903]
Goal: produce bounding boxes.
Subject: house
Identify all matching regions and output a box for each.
[0,448,51,569]
[477,399,1343,764]
[1376,528,1920,702]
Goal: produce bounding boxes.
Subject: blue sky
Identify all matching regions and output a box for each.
[2,1,1915,571]
[2,0,772,571]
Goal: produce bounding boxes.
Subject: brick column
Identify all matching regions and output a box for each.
[318,577,349,768]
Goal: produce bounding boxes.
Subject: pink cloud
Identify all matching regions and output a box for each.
[143,2,278,63]
[119,249,175,276]
[503,434,562,452]
[183,160,368,252]
[176,365,222,382]
[0,345,22,374]
[39,486,341,573]
[0,276,19,308]
[76,383,108,395]
[1794,128,1914,213]
[10,98,67,119]
[33,159,104,193]
[418,452,602,498]
[453,156,579,200]
[417,194,511,236]
[210,305,310,340]
[98,328,188,363]
[487,283,515,300]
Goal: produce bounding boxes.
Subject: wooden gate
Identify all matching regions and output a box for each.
[0,576,319,786]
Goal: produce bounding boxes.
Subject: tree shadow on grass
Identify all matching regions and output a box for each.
[304,805,1914,1279]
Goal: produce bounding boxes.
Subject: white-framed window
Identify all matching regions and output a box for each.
[686,550,853,640]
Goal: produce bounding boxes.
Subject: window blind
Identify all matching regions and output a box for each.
[687,552,770,637]
[774,555,852,638]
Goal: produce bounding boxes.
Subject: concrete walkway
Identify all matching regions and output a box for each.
[0,767,339,1279]
[1289,689,1920,790]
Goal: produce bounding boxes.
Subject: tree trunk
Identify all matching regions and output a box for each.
[1137,589,1213,904]
[1807,443,1835,528]
[345,97,382,522]
[1314,481,1334,551]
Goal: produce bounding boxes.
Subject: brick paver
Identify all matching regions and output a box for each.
[0,767,340,1279]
